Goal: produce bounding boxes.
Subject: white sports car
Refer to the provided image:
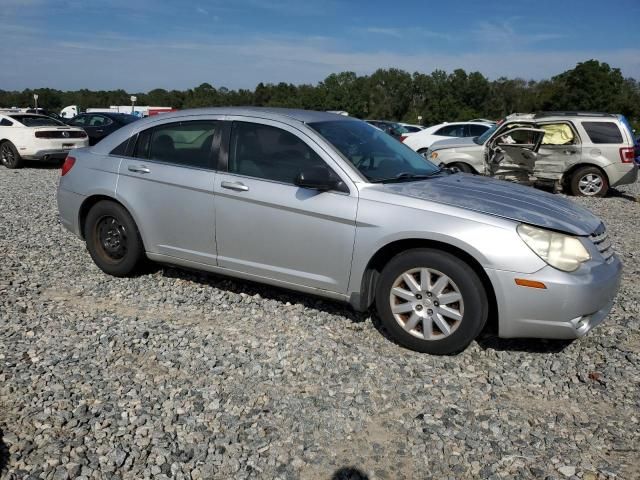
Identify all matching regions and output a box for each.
[0,113,88,169]
[403,121,493,155]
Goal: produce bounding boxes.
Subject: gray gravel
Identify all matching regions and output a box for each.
[1,166,639,480]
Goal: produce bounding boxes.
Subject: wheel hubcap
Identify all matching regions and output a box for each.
[578,173,603,195]
[389,268,464,341]
[97,216,128,260]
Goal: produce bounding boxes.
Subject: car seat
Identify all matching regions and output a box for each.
[151,134,176,162]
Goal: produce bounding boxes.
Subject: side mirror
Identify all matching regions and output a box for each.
[295,165,344,192]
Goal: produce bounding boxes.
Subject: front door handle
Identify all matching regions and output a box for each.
[564,150,577,155]
[221,181,249,192]
[128,165,150,174]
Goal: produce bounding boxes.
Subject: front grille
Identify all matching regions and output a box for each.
[590,224,614,263]
[35,130,86,139]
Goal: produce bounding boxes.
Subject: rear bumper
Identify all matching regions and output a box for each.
[23,149,75,161]
[605,162,638,187]
[57,186,85,237]
[486,256,622,339]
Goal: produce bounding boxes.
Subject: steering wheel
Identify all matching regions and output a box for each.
[354,152,375,170]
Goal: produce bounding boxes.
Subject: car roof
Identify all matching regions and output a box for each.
[169,107,358,124]
[507,112,621,122]
[91,107,361,154]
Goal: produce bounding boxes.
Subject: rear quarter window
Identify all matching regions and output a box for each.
[582,122,623,144]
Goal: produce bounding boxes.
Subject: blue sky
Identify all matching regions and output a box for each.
[1,0,639,91]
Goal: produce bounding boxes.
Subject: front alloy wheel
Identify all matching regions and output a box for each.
[389,268,463,340]
[375,248,488,354]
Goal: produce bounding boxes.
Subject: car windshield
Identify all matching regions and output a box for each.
[9,114,65,127]
[309,120,440,182]
[112,114,139,124]
[474,122,500,144]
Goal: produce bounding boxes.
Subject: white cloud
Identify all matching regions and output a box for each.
[362,27,403,38]
[0,15,638,92]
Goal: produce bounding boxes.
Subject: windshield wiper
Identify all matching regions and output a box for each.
[371,170,442,184]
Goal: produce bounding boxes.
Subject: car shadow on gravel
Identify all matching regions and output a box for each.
[332,467,369,479]
[159,266,574,355]
[0,429,9,474]
[19,160,62,169]
[476,334,572,353]
[608,187,638,202]
[160,266,369,324]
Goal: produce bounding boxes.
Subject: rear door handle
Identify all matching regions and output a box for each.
[128,165,150,174]
[221,181,249,192]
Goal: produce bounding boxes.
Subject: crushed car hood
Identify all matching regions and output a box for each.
[430,136,479,151]
[384,173,601,236]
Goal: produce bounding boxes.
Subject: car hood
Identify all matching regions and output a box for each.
[430,136,480,151]
[384,173,601,236]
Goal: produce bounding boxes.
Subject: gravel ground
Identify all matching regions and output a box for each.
[1,165,639,480]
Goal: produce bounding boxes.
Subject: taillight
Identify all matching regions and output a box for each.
[35,131,52,138]
[620,147,634,163]
[61,156,76,176]
[399,135,407,142]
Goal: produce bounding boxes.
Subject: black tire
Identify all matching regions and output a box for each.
[451,162,473,173]
[375,248,488,355]
[570,166,608,197]
[85,200,145,277]
[0,141,23,169]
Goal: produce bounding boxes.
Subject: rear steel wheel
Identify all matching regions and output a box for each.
[85,200,144,276]
[95,216,129,261]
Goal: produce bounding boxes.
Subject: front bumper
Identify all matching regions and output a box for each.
[486,256,622,339]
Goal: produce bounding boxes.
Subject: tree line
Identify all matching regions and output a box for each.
[2,60,639,129]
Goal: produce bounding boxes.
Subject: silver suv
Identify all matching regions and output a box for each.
[426,112,638,196]
[57,108,622,354]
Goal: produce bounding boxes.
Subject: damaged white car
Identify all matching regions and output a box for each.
[425,112,638,196]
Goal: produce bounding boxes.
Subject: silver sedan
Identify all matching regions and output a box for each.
[57,108,622,354]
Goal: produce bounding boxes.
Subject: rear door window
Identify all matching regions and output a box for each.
[435,124,466,137]
[468,124,490,137]
[88,115,112,127]
[133,121,218,169]
[582,122,623,144]
[69,115,88,126]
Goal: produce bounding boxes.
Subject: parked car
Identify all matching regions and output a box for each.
[66,112,139,145]
[426,112,638,196]
[399,123,424,134]
[58,108,621,355]
[0,113,88,169]
[365,120,409,141]
[403,121,493,154]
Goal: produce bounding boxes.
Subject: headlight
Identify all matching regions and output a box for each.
[517,224,590,272]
